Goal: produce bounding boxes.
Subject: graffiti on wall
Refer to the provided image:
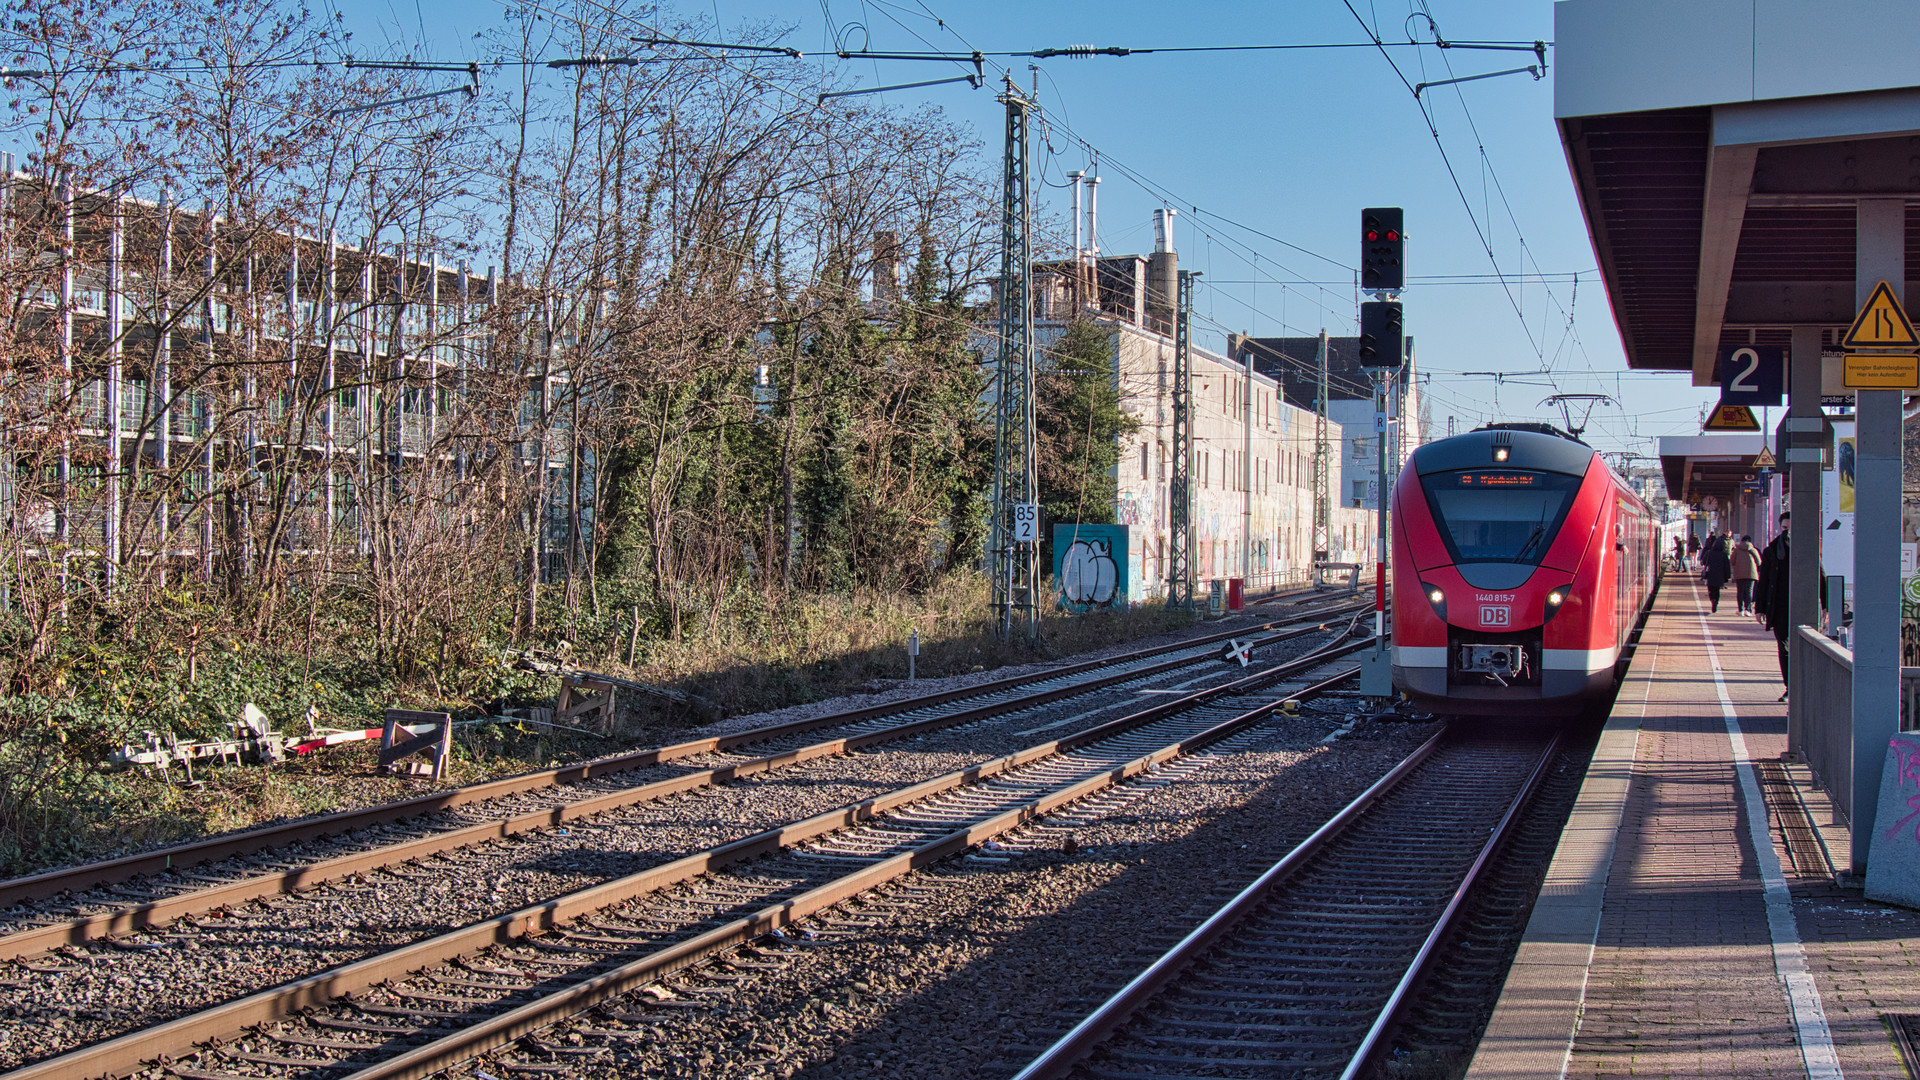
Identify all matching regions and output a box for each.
[1884,735,1920,844]
[1864,732,1920,907]
[1053,524,1129,611]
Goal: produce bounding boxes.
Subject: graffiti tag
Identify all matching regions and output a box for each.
[1062,539,1119,607]
[1883,736,1920,843]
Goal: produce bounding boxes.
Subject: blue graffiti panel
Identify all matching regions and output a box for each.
[1053,524,1130,611]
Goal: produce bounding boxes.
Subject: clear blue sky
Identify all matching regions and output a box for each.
[335,0,1723,463]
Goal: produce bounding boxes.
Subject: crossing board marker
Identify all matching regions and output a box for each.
[1842,280,1919,349]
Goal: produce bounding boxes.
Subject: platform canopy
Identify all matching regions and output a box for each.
[1556,0,1920,384]
[1657,433,1766,506]
[1559,0,1920,879]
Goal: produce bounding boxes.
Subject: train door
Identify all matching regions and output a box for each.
[1615,500,1631,645]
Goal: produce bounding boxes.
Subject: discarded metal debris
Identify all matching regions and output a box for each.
[110,703,449,781]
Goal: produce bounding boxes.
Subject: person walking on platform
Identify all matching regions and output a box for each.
[1731,534,1760,615]
[1670,536,1686,571]
[1754,512,1824,695]
[1701,530,1731,613]
[1687,532,1701,566]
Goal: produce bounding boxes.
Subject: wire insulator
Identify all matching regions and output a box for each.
[1029,45,1133,59]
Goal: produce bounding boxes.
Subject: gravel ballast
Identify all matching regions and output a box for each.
[441,711,1440,1080]
[0,622,1361,1072]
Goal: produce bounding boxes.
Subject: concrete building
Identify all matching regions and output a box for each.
[1028,243,1378,602]
[1236,335,1424,512]
[0,174,580,592]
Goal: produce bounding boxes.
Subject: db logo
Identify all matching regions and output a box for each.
[1480,605,1511,627]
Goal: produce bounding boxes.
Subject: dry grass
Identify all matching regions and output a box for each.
[8,576,1202,877]
[618,576,1195,714]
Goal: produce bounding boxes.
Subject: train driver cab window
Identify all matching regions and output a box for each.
[1423,469,1583,564]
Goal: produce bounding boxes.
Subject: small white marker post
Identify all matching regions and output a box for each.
[908,628,919,682]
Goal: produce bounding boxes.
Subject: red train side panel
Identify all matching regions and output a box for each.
[1391,426,1655,717]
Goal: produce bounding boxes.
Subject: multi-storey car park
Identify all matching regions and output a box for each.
[0,166,583,600]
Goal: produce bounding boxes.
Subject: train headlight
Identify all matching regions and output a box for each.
[1545,586,1570,622]
[1421,584,1447,622]
[1493,446,1510,462]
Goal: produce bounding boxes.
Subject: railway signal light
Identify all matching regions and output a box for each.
[1358,300,1404,369]
[1361,207,1404,291]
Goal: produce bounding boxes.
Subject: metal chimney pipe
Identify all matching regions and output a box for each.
[1087,174,1101,258]
[1068,170,1084,262]
[1153,207,1178,253]
[1147,208,1179,331]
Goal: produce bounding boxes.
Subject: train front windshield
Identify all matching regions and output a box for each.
[1423,469,1583,564]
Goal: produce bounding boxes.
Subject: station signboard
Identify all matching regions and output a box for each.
[1717,344,1784,406]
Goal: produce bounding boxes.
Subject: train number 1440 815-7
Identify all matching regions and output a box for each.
[1480,605,1511,627]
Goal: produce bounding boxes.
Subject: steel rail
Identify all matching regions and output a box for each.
[2,637,1375,1080]
[0,616,1364,964]
[1336,731,1563,1080]
[1009,726,1446,1080]
[0,596,1365,910]
[338,664,1372,1080]
[1011,717,1549,1080]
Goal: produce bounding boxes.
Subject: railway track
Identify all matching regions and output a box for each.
[1012,724,1559,1080]
[2,628,1379,1080]
[0,594,1367,961]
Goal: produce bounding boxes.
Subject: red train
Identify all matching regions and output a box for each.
[1391,424,1658,716]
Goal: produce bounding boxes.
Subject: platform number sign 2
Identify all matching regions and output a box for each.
[1012,503,1039,544]
[1716,344,1784,407]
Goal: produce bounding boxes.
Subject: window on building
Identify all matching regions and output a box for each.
[1352,479,1367,504]
[1140,441,1149,479]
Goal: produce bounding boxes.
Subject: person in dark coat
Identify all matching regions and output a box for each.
[1701,531,1731,613]
[1754,511,1825,690]
[1687,533,1701,565]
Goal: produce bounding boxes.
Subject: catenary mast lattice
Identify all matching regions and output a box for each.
[990,79,1039,641]
[1312,330,1332,572]
[1168,269,1196,609]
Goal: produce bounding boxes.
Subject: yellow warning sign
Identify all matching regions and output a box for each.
[1842,280,1920,349]
[1752,446,1776,468]
[1843,352,1920,389]
[1705,403,1760,431]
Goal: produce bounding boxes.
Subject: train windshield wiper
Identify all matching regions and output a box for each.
[1512,522,1547,562]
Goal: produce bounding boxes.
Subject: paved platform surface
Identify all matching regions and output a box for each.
[1467,576,1920,1080]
